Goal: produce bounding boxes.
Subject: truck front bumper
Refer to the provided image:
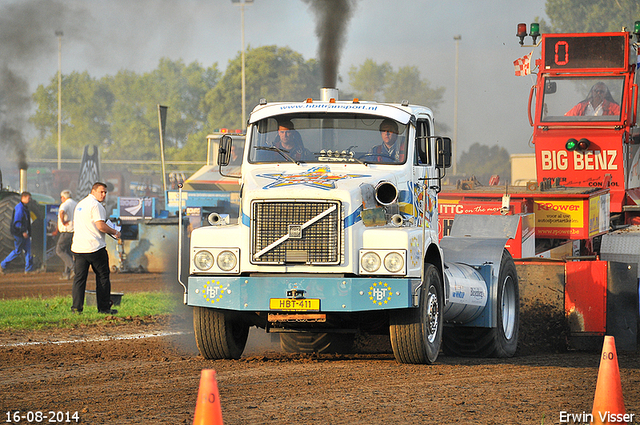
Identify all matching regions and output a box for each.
[187,275,421,312]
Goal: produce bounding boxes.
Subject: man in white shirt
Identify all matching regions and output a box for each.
[56,190,77,280]
[70,182,121,314]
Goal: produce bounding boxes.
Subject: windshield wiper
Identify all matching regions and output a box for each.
[254,146,301,165]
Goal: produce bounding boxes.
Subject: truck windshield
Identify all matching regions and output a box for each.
[248,113,409,164]
[540,77,624,123]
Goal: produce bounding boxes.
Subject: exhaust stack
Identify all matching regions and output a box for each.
[19,168,27,193]
[320,88,339,102]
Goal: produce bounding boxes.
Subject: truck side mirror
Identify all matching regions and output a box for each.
[218,135,232,167]
[435,137,452,168]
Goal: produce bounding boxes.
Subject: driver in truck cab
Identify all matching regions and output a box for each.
[565,81,621,117]
[271,119,313,161]
[368,118,406,163]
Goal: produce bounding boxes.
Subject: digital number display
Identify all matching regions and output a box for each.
[543,35,626,70]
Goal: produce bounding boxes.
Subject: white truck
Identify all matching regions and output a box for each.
[178,89,520,364]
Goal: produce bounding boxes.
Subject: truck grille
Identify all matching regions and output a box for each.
[251,200,342,264]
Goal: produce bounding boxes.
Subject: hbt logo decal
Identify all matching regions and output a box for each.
[203,281,226,304]
[369,282,393,305]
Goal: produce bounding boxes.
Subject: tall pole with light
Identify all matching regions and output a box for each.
[232,0,253,128]
[56,30,63,170]
[453,35,461,176]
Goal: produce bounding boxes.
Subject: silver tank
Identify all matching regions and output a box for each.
[442,262,488,323]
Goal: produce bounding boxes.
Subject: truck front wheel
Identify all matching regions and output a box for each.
[193,307,249,360]
[389,263,443,364]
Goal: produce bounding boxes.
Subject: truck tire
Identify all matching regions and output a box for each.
[279,332,355,354]
[193,306,249,360]
[389,263,443,364]
[442,249,519,358]
[0,194,20,263]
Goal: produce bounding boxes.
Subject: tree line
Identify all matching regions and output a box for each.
[29,1,631,182]
[30,46,445,165]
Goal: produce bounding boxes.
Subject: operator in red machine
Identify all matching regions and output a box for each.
[565,81,621,117]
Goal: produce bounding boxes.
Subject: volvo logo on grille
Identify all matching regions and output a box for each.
[288,224,303,239]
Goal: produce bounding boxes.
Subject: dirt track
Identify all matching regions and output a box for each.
[1,271,639,424]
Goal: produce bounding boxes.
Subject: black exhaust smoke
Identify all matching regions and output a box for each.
[303,0,358,88]
[0,65,31,171]
[0,0,90,171]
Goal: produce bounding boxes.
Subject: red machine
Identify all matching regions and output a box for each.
[529,27,640,223]
[440,23,640,350]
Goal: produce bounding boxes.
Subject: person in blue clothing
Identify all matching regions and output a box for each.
[1,192,34,274]
[257,120,313,162]
[368,119,406,163]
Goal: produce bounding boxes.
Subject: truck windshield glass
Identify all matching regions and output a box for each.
[540,77,624,122]
[248,113,409,164]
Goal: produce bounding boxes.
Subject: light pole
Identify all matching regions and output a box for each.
[232,0,253,128]
[453,35,461,176]
[56,30,63,170]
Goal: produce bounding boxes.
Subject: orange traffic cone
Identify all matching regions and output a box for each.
[591,336,627,425]
[193,369,224,425]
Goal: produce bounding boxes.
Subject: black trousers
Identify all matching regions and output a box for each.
[71,247,112,312]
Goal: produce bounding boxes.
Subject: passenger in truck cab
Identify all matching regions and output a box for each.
[565,82,620,117]
[368,119,406,163]
[267,120,313,161]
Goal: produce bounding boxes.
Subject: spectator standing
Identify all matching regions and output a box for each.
[56,190,77,280]
[70,182,120,314]
[1,192,34,274]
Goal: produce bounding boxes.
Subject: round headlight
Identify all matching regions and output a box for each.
[361,252,381,273]
[194,250,214,271]
[217,250,238,271]
[384,252,404,273]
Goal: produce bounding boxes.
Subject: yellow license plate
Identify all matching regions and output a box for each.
[269,298,320,311]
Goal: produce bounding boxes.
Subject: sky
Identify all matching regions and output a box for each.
[0,0,549,173]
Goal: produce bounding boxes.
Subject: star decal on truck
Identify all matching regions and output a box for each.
[258,166,370,190]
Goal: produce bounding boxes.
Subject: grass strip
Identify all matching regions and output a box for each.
[0,292,179,331]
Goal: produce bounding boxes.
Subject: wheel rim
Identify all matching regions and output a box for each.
[426,285,440,343]
[501,275,517,340]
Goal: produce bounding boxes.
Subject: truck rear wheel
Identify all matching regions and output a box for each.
[389,263,443,364]
[443,249,519,357]
[193,306,249,360]
[0,194,19,262]
[279,332,355,354]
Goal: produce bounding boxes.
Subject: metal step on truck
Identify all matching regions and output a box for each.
[177,88,520,364]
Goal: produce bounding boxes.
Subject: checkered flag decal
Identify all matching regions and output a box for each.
[513,51,533,76]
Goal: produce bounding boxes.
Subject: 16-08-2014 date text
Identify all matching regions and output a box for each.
[4,411,79,423]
